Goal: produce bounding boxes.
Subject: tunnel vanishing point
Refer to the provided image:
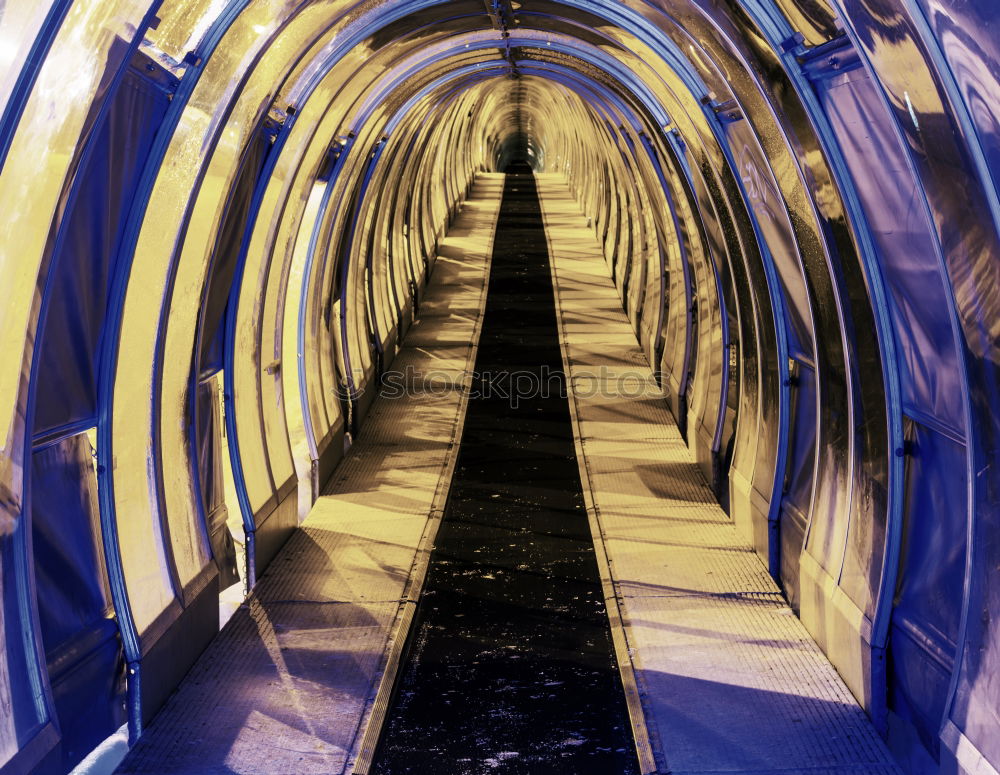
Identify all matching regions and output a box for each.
[1,1,999,774]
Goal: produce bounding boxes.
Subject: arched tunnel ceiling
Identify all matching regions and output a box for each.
[1,1,1000,774]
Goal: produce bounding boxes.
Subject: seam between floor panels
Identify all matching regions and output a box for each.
[348,174,503,775]
[539,187,665,775]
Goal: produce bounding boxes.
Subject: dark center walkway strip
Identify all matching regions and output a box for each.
[370,165,640,774]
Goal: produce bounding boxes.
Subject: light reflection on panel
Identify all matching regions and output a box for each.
[234,56,352,513]
[0,2,60,119]
[146,0,231,63]
[0,0,149,483]
[818,64,963,624]
[281,182,328,473]
[115,0,302,623]
[234,131,310,514]
[0,4,165,662]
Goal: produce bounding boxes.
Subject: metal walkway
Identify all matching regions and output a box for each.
[116,172,900,775]
[536,173,900,775]
[116,175,504,775]
[369,165,638,774]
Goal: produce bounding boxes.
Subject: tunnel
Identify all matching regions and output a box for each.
[1,1,999,773]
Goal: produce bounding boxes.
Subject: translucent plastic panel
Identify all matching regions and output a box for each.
[684,175,727,450]
[199,124,273,374]
[0,0,149,493]
[842,5,1000,767]
[30,431,127,764]
[820,67,965,432]
[660,225,690,394]
[772,0,839,46]
[115,0,300,625]
[917,0,1000,209]
[235,63,348,504]
[155,0,326,585]
[0,528,46,763]
[370,140,409,343]
[282,43,420,447]
[258,202,297,491]
[282,183,327,464]
[33,58,172,441]
[722,120,813,360]
[308,173,358,433]
[343,212,376,401]
[891,419,968,755]
[234,148,302,515]
[302,160,349,453]
[779,364,817,607]
[0,1,60,118]
[637,160,667,362]
[146,0,230,63]
[364,153,400,354]
[31,433,111,658]
[385,163,414,320]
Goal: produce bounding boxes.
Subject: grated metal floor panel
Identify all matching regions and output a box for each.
[535,174,902,775]
[115,174,505,775]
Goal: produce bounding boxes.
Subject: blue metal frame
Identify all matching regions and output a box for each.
[324,71,500,424]
[724,0,957,736]
[14,3,167,761]
[828,0,991,745]
[374,114,433,327]
[556,0,709,104]
[642,135,694,391]
[791,33,905,732]
[245,1,716,462]
[285,61,510,449]
[186,117,279,596]
[215,0,463,587]
[11,3,1000,772]
[349,10,781,570]
[223,115,294,590]
[291,67,504,433]
[706,126,792,580]
[149,1,322,608]
[95,0,254,739]
[295,134,352,461]
[894,0,1000,746]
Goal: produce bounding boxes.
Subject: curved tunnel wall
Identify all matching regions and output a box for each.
[0,1,998,773]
